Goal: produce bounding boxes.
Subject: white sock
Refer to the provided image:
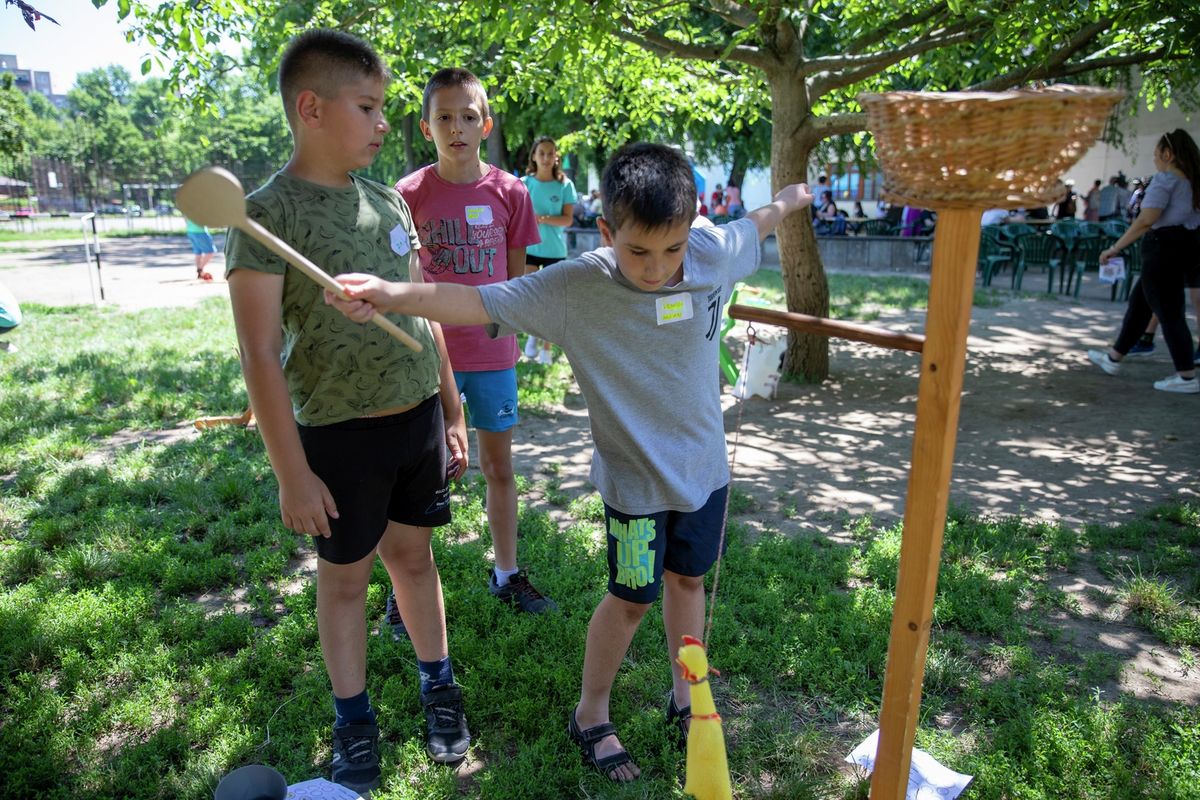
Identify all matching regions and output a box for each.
[493,565,519,587]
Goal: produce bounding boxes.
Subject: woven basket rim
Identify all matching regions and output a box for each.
[858,84,1125,107]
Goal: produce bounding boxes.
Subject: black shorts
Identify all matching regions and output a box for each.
[297,395,452,564]
[604,485,729,604]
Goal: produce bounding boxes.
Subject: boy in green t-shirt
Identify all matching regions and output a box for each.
[223,29,471,791]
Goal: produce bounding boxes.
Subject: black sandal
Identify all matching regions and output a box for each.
[666,692,692,751]
[568,711,637,782]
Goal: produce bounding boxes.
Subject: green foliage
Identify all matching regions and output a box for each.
[0,73,35,162]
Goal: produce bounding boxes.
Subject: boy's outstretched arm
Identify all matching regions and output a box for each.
[325,275,492,327]
[746,183,814,241]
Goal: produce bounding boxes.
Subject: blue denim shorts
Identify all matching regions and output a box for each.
[455,368,518,432]
[604,485,730,604]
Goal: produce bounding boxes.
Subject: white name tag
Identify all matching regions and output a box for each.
[465,205,494,226]
[389,224,411,256]
[655,292,693,325]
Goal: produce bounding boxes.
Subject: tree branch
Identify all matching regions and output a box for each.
[799,111,871,144]
[844,4,950,55]
[701,0,757,30]
[615,17,773,69]
[809,27,980,96]
[802,18,977,76]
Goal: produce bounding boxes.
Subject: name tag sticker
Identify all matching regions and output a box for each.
[655,292,694,325]
[389,224,411,256]
[465,205,494,226]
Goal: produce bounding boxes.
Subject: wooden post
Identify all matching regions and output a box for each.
[870,208,981,799]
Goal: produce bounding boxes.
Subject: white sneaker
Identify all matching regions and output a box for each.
[523,336,538,359]
[1152,374,1199,394]
[1087,349,1121,376]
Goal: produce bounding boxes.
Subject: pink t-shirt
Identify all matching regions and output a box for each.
[396,165,539,371]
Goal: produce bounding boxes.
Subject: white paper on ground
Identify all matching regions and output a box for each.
[287,778,364,800]
[845,729,973,799]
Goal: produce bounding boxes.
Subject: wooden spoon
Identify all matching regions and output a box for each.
[175,166,423,352]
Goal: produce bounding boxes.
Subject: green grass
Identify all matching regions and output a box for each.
[0,228,186,245]
[2,300,1199,799]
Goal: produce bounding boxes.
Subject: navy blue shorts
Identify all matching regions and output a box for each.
[604,485,729,604]
[296,395,451,564]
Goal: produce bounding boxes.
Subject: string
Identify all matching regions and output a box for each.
[703,320,756,648]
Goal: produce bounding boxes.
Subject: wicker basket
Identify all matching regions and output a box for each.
[858,85,1124,210]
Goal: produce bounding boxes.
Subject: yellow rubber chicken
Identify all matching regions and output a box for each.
[677,634,732,800]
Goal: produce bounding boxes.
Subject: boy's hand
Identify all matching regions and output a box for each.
[774,183,814,213]
[324,273,398,320]
[279,468,339,538]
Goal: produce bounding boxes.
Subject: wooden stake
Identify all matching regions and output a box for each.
[870,209,980,799]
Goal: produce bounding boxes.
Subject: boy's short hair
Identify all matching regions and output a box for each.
[601,143,697,232]
[421,67,490,121]
[278,29,390,125]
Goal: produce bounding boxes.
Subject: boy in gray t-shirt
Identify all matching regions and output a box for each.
[327,143,812,783]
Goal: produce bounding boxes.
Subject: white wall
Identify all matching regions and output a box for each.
[1065,98,1195,187]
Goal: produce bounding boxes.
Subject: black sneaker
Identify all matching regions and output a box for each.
[331,722,381,793]
[421,683,470,763]
[381,591,408,641]
[488,569,558,613]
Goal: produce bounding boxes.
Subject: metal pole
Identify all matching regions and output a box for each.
[81,213,104,305]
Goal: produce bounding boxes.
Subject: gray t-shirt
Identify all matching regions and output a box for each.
[1141,171,1200,230]
[479,218,761,515]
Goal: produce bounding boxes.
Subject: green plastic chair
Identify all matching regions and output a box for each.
[1012,232,1068,292]
[978,226,1018,287]
[1113,238,1143,302]
[1064,235,1106,298]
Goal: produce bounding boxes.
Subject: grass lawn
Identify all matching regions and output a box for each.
[1,280,1197,799]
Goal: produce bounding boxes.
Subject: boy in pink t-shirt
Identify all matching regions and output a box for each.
[388,67,555,629]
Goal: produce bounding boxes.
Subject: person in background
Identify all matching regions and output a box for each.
[521,135,576,365]
[393,67,556,637]
[1088,129,1200,394]
[185,216,217,280]
[1083,179,1102,221]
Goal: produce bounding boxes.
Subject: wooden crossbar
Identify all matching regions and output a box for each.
[728,304,925,353]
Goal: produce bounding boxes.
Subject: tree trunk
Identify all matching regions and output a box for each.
[727,150,747,191]
[770,77,830,382]
[486,110,509,172]
[401,113,417,176]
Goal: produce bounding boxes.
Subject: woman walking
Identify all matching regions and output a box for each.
[1088,129,1200,394]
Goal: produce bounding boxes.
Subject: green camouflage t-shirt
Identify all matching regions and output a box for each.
[225,170,440,425]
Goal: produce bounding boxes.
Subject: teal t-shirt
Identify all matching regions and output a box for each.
[184,218,207,234]
[224,170,440,426]
[522,175,577,260]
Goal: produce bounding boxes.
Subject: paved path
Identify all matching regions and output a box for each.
[0,235,229,310]
[0,233,1127,310]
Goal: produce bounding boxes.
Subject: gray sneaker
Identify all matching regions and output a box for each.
[489,569,558,613]
[421,684,470,763]
[331,722,381,793]
[380,591,408,642]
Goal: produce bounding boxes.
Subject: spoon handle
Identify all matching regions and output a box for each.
[241,217,424,353]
